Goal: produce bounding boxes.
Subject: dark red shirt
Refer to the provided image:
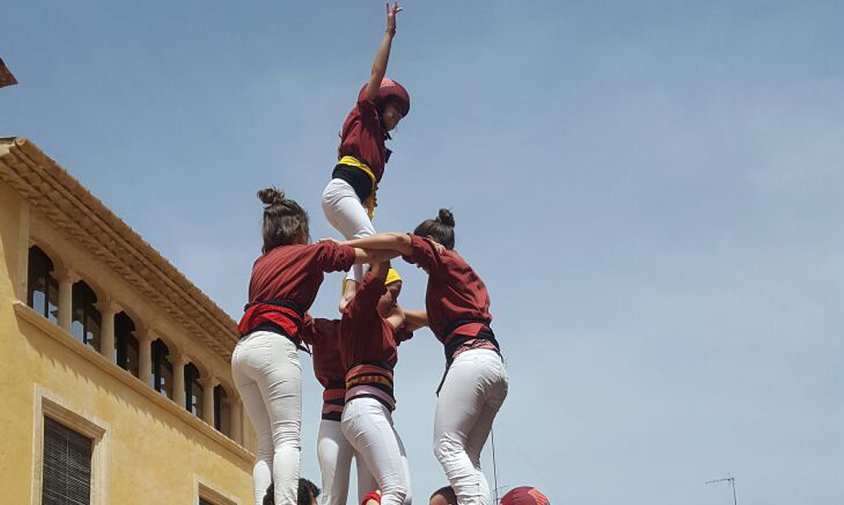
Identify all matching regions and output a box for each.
[238,242,356,337]
[402,234,493,344]
[337,90,390,183]
[338,272,398,371]
[301,317,345,389]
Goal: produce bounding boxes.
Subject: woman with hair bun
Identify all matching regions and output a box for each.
[342,209,508,505]
[321,1,410,307]
[233,187,397,505]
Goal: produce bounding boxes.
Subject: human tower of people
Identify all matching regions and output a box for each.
[232,4,508,505]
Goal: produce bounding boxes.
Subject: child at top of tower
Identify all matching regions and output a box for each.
[321,1,409,309]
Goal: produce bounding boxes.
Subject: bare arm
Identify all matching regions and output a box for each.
[370,260,390,282]
[402,309,428,332]
[346,232,413,257]
[352,247,400,265]
[386,310,406,332]
[365,2,402,101]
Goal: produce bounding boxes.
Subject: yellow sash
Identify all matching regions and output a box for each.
[338,155,377,220]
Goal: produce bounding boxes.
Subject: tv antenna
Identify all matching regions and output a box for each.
[705,476,737,505]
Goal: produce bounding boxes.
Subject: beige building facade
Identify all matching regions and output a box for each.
[0,137,256,504]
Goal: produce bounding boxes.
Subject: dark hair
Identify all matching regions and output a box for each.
[430,486,457,505]
[298,479,321,505]
[262,479,321,505]
[258,187,310,253]
[413,208,455,250]
[263,484,273,505]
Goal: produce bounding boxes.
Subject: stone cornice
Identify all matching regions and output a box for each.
[0,137,238,359]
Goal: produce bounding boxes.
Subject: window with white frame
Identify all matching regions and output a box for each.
[42,417,93,505]
[198,482,237,505]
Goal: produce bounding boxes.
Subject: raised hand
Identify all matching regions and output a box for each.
[386,1,402,35]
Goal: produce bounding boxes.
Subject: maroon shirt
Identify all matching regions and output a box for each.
[239,242,356,337]
[301,318,345,389]
[337,89,390,183]
[338,272,398,371]
[402,234,493,344]
[248,241,355,307]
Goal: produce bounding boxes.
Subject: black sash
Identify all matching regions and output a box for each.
[243,298,305,317]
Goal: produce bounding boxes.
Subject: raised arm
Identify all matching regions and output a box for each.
[369,260,390,282]
[346,261,390,320]
[346,232,414,257]
[364,2,402,101]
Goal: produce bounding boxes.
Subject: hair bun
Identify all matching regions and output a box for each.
[436,208,455,227]
[257,187,286,207]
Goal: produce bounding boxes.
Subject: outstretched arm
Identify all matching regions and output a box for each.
[364,2,402,101]
[402,309,428,332]
[352,247,400,265]
[346,232,414,257]
[386,310,406,332]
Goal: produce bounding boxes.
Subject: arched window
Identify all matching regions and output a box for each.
[151,339,173,398]
[71,281,101,351]
[214,385,231,436]
[114,312,139,377]
[27,246,58,323]
[184,363,204,417]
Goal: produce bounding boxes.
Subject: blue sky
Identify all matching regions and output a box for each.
[4,1,843,503]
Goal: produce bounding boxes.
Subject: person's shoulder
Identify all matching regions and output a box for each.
[446,248,473,268]
[260,244,300,262]
[408,233,433,251]
[356,93,378,118]
[356,86,376,106]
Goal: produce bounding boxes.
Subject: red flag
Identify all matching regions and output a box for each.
[0,58,18,88]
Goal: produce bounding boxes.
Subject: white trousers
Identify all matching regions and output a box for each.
[318,419,377,505]
[341,397,412,505]
[321,178,376,283]
[433,350,508,505]
[232,331,302,505]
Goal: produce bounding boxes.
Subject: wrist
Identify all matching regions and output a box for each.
[386,28,396,36]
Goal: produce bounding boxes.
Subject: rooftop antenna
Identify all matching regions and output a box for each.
[705,476,737,505]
